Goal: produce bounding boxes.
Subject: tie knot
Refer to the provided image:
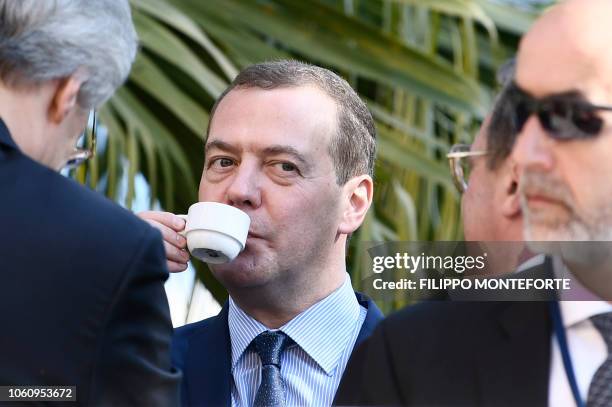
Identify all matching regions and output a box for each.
[251,331,291,367]
[591,312,612,350]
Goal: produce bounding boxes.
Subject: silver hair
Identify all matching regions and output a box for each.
[0,0,137,108]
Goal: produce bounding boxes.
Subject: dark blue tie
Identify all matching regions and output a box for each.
[587,312,612,407]
[251,331,291,407]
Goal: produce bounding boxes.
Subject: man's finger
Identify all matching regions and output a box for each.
[143,219,187,250]
[164,241,190,264]
[167,260,188,273]
[139,211,186,231]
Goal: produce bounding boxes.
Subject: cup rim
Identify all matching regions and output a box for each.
[184,227,245,250]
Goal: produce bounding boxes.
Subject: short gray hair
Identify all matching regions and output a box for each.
[208,60,377,185]
[0,0,137,108]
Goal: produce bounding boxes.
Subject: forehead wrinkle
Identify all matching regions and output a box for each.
[204,139,241,156]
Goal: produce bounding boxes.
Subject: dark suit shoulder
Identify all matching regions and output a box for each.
[172,313,224,369]
[2,154,167,286]
[379,301,521,370]
[2,154,157,249]
[38,161,154,242]
[384,300,505,338]
[379,302,505,381]
[174,314,222,340]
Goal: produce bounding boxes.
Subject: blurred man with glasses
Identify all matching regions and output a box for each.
[448,117,522,243]
[0,1,180,405]
[446,61,526,276]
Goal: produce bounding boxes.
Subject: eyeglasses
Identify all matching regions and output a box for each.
[64,110,97,170]
[447,144,489,194]
[507,81,612,140]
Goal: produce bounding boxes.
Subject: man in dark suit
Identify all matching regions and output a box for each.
[141,60,383,406]
[0,1,180,405]
[335,261,556,406]
[171,291,382,407]
[336,0,612,405]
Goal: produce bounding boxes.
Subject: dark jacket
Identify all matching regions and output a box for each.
[0,119,180,405]
[334,259,556,406]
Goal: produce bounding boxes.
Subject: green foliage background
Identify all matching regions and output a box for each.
[75,0,550,312]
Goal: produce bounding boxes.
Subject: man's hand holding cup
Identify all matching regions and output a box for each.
[139,202,251,272]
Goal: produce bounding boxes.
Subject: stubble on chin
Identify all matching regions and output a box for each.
[210,245,277,289]
[521,176,612,265]
[520,172,586,242]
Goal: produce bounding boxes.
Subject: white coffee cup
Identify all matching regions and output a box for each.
[178,202,250,264]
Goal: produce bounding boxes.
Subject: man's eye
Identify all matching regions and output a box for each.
[210,157,235,169]
[281,163,296,171]
[275,162,297,172]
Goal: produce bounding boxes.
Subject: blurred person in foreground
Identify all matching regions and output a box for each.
[335,1,612,406]
[140,60,383,406]
[0,1,180,405]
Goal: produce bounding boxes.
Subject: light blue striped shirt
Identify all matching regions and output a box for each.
[228,275,366,407]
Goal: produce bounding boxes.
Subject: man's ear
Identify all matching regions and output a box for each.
[338,174,374,235]
[48,75,84,124]
[501,162,521,218]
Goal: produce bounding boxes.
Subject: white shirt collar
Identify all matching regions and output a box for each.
[227,274,361,375]
[552,256,612,328]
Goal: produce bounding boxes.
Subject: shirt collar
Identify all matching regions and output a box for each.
[559,300,612,328]
[0,118,18,150]
[552,256,612,328]
[228,297,268,369]
[280,274,360,375]
[228,274,361,375]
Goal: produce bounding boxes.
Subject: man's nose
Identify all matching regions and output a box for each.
[225,162,262,209]
[511,115,555,174]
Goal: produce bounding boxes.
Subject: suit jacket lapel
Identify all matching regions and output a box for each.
[0,119,18,151]
[476,301,551,406]
[476,258,555,406]
[355,291,384,346]
[184,304,232,407]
